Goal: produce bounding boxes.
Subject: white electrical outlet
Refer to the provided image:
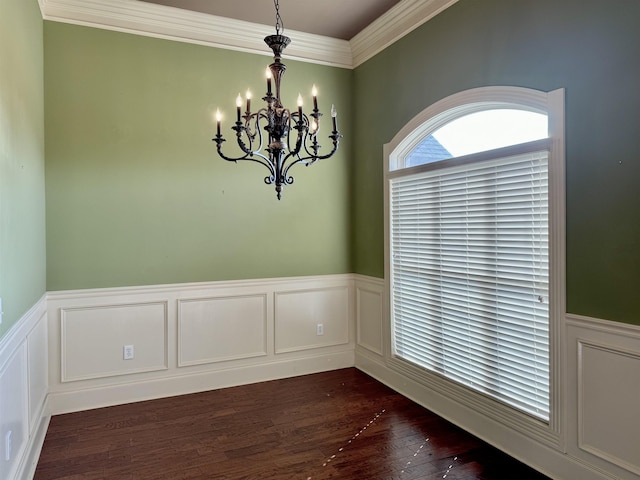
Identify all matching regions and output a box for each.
[123,345,134,360]
[316,323,324,336]
[5,430,12,461]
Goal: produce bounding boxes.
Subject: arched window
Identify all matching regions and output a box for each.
[384,87,565,428]
[405,109,548,166]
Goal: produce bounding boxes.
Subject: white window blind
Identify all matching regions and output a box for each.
[390,150,549,420]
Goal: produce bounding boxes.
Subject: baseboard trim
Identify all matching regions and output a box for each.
[49,348,354,415]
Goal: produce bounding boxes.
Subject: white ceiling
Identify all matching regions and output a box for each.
[139,0,404,40]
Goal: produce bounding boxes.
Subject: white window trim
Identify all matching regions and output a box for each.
[383,86,566,449]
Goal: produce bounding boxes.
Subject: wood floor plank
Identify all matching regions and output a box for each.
[35,368,549,479]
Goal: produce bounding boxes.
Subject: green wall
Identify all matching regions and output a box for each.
[45,22,352,290]
[352,0,640,324]
[4,0,638,339]
[0,0,46,338]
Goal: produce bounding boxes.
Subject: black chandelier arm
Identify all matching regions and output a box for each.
[241,115,259,142]
[279,132,340,181]
[299,130,342,164]
[286,116,308,157]
[245,109,270,144]
[302,134,321,159]
[280,156,307,182]
[295,110,324,158]
[231,124,258,157]
[213,137,275,177]
[230,111,271,160]
[280,118,314,177]
[301,127,342,160]
[289,110,329,158]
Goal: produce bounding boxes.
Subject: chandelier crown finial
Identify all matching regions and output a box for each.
[264,34,291,61]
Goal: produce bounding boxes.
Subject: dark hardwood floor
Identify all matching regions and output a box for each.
[35,368,549,479]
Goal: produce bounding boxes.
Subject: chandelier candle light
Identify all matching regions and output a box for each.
[213,0,342,200]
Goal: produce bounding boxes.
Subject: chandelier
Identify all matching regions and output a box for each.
[213,0,342,200]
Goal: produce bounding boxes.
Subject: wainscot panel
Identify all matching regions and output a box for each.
[47,275,355,415]
[355,275,384,356]
[178,294,268,366]
[567,314,640,479]
[274,286,350,354]
[60,301,168,382]
[0,297,49,480]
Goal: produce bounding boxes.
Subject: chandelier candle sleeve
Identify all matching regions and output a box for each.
[331,104,337,131]
[235,94,242,122]
[211,0,342,200]
[312,84,318,111]
[266,68,272,96]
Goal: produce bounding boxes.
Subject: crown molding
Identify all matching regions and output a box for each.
[38,0,457,70]
[38,0,353,68]
[351,0,459,68]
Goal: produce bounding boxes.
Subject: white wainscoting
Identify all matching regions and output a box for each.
[46,275,355,415]
[354,275,640,480]
[0,296,49,480]
[566,314,640,479]
[13,275,640,480]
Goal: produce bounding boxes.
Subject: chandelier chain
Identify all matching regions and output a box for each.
[274,0,284,35]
